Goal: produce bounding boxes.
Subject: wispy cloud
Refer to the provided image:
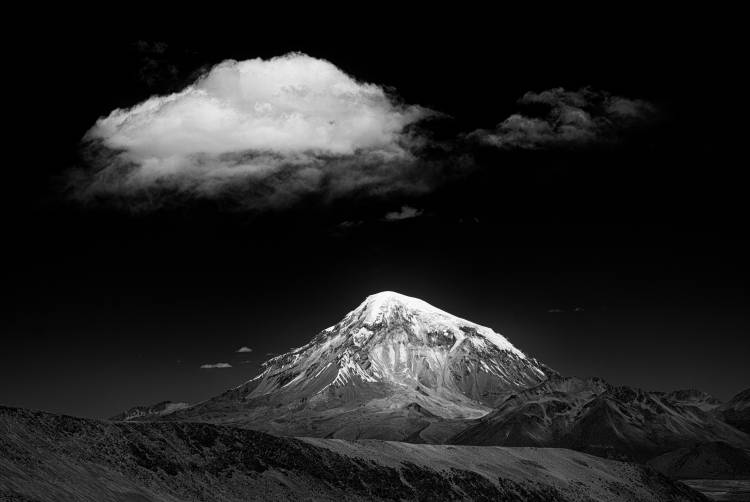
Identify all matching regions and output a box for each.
[548,307,585,313]
[68,53,434,210]
[199,362,232,369]
[384,205,423,221]
[236,346,252,353]
[338,220,364,229]
[472,87,656,149]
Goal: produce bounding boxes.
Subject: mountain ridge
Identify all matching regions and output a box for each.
[451,375,750,461]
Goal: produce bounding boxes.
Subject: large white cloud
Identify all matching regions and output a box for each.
[72,53,431,208]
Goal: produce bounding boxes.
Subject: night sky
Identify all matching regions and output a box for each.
[4,11,747,419]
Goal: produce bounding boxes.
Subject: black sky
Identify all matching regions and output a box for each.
[3,10,747,418]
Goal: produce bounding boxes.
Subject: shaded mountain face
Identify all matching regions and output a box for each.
[648,442,750,480]
[0,406,708,502]
[109,400,189,421]
[720,389,750,434]
[451,376,750,462]
[166,291,550,440]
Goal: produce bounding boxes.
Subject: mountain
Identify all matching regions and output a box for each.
[450,376,750,461]
[0,405,708,502]
[647,442,750,480]
[109,400,190,421]
[720,389,750,434]
[165,291,551,441]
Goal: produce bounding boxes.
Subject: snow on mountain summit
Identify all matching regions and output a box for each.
[347,291,527,358]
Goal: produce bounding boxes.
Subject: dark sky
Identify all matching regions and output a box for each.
[4,10,747,418]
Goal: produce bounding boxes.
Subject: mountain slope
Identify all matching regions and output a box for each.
[451,376,750,461]
[720,389,750,434]
[0,405,707,502]
[165,291,550,441]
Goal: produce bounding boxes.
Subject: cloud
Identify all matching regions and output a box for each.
[236,346,252,353]
[338,220,363,229]
[472,87,656,149]
[383,205,423,221]
[199,362,232,369]
[69,53,434,210]
[548,307,585,313]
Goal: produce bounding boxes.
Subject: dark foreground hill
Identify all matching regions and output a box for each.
[0,406,706,502]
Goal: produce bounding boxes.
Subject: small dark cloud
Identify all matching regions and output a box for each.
[236,346,252,353]
[548,307,585,313]
[199,362,232,369]
[338,220,364,229]
[383,205,423,221]
[459,216,480,224]
[471,87,656,149]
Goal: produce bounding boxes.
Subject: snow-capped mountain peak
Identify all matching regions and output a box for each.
[230,291,548,419]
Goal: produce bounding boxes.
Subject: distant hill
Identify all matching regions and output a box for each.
[109,400,189,421]
[648,442,750,480]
